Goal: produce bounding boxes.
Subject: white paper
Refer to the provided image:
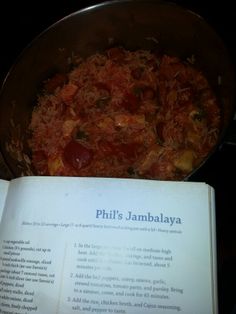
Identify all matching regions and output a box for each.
[0,179,9,223]
[0,176,217,314]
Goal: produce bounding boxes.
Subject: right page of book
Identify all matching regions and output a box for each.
[0,176,217,314]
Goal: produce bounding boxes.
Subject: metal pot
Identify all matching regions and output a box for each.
[0,0,235,178]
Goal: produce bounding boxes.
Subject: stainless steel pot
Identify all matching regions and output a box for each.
[0,0,235,178]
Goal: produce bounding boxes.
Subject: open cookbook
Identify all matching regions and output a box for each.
[0,176,218,313]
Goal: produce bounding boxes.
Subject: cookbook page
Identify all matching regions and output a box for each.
[0,179,9,223]
[0,176,217,314]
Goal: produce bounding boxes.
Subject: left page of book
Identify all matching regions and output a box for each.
[0,179,9,223]
[0,176,217,314]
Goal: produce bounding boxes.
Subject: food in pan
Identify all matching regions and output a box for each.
[28,47,220,180]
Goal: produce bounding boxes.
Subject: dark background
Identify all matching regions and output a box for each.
[0,1,236,313]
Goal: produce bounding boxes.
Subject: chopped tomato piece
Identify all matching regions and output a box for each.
[99,141,140,160]
[63,141,93,170]
[60,83,78,103]
[118,142,140,160]
[121,92,139,113]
